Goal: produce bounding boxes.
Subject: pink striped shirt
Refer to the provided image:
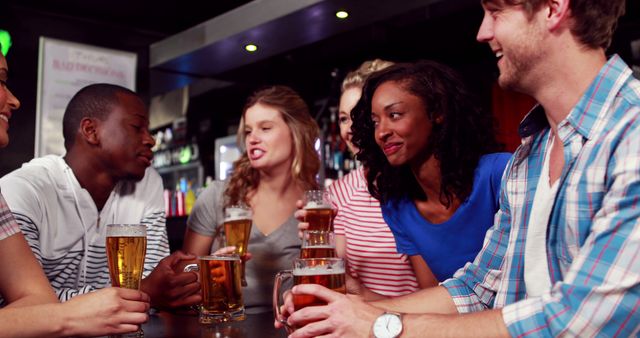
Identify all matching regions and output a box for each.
[328,167,418,296]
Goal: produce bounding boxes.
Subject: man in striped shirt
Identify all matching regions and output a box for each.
[282,0,639,337]
[0,84,201,310]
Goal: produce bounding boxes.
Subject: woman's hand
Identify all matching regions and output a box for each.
[212,246,253,262]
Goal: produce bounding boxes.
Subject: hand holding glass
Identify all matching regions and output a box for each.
[303,190,334,232]
[106,224,147,337]
[273,258,346,331]
[184,254,246,324]
[223,205,252,286]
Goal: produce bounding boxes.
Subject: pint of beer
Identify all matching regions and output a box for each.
[303,190,334,232]
[300,230,336,259]
[291,258,346,311]
[185,254,246,324]
[273,258,346,331]
[106,224,147,290]
[223,205,252,286]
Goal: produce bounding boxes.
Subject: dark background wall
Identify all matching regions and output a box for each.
[0,6,163,175]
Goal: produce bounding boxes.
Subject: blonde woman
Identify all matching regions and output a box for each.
[183,85,320,313]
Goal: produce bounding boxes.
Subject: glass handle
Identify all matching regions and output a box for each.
[273,270,293,330]
[183,263,202,313]
[183,263,199,273]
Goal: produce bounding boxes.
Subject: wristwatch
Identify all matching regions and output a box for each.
[372,311,403,338]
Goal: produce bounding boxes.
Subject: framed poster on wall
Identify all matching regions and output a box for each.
[35,37,137,156]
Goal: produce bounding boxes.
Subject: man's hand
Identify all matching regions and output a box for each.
[274,290,295,331]
[286,284,383,338]
[60,287,150,337]
[141,251,201,309]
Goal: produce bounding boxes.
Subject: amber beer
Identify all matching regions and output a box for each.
[186,254,246,324]
[300,245,336,259]
[300,230,336,258]
[273,258,346,331]
[292,263,346,310]
[224,219,251,256]
[304,190,334,232]
[224,205,252,286]
[106,224,147,290]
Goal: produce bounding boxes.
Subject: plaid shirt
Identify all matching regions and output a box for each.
[0,191,20,241]
[442,55,640,337]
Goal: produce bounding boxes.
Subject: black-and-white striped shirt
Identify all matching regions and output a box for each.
[0,156,169,302]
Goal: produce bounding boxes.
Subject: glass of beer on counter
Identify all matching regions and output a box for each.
[106,224,147,337]
[223,204,252,286]
[300,230,336,259]
[303,190,334,232]
[184,254,245,324]
[273,258,346,331]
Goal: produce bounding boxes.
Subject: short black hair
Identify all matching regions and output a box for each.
[62,83,138,150]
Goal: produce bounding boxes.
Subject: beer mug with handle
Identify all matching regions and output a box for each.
[223,205,252,286]
[273,258,346,332]
[184,254,246,324]
[106,224,147,338]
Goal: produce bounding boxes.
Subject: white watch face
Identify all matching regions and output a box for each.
[373,313,403,338]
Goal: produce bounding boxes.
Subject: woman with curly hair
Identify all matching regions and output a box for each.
[299,59,428,300]
[183,85,320,313]
[351,60,510,285]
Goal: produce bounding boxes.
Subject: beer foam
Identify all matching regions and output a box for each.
[303,245,335,249]
[304,201,332,210]
[293,265,345,276]
[199,254,240,261]
[224,207,252,222]
[106,224,146,237]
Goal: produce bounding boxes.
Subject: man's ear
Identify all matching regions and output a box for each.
[79,117,100,145]
[545,0,571,31]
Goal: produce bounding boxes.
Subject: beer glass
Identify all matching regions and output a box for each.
[303,190,334,232]
[184,254,246,324]
[223,205,252,286]
[106,224,147,338]
[300,230,336,259]
[273,258,346,331]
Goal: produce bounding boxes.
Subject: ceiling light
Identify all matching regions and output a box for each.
[335,10,349,19]
[245,44,258,53]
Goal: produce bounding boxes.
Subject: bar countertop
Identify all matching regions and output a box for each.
[142,310,287,338]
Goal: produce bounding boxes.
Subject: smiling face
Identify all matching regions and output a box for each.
[96,93,155,180]
[243,102,294,174]
[338,87,362,154]
[476,1,546,92]
[0,54,21,148]
[371,80,433,167]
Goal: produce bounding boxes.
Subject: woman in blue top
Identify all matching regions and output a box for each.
[351,60,511,285]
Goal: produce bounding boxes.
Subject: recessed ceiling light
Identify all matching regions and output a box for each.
[245,44,258,52]
[336,10,349,19]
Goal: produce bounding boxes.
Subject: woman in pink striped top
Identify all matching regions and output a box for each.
[310,60,432,300]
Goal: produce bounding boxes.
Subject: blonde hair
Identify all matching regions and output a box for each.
[224,86,320,207]
[341,59,395,93]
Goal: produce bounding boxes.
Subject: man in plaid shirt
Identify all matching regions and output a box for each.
[280,0,639,337]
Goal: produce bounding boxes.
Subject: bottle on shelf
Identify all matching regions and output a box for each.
[322,106,355,181]
[185,180,196,215]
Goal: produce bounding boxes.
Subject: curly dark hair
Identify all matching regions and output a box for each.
[351,60,501,207]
